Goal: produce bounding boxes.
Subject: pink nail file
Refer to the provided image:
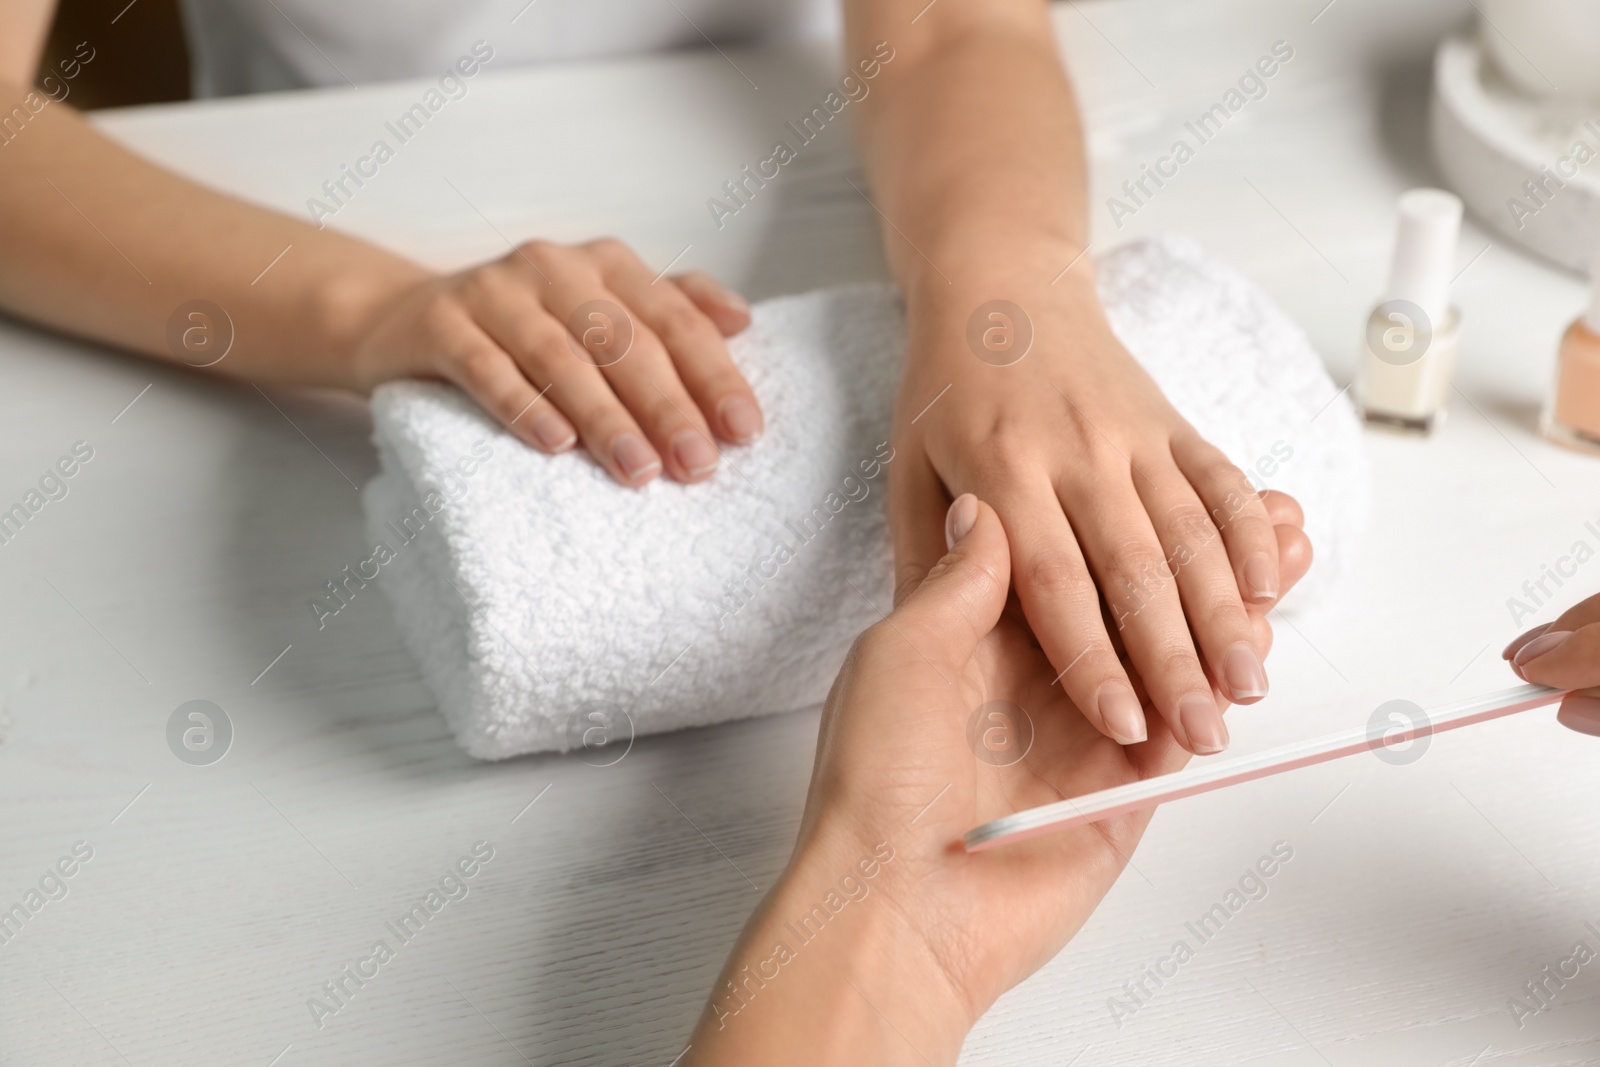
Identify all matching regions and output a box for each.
[962,683,1565,852]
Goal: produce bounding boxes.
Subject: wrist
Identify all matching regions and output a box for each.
[690,825,972,1065]
[311,258,432,392]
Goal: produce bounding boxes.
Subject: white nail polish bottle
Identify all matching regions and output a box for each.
[1356,188,1464,433]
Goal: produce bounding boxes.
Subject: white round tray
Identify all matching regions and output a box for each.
[1432,32,1600,274]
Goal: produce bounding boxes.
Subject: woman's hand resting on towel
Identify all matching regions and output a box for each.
[348,238,761,487]
[1504,592,1600,736]
[688,495,1294,1065]
[891,272,1312,757]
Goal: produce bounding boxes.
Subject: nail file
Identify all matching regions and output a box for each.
[963,683,1565,853]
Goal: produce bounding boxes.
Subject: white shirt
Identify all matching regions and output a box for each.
[179,0,839,97]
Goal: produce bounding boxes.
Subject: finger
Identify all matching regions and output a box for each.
[996,477,1151,747]
[532,242,718,483]
[1065,472,1225,754]
[462,272,660,484]
[1505,593,1600,659]
[1261,489,1304,529]
[1557,688,1600,736]
[432,307,575,452]
[1513,622,1600,689]
[889,451,950,605]
[1503,623,1553,662]
[669,270,752,337]
[891,495,1010,667]
[1174,432,1280,605]
[1275,523,1313,598]
[1135,460,1267,705]
[604,255,763,446]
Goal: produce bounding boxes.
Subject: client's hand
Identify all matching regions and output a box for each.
[1505,592,1600,736]
[688,496,1266,1065]
[893,274,1304,756]
[348,238,759,486]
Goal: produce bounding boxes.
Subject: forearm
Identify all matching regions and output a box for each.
[687,828,971,1065]
[846,0,1089,293]
[0,78,430,389]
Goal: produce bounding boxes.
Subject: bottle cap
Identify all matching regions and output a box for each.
[1385,188,1462,330]
[1586,239,1600,334]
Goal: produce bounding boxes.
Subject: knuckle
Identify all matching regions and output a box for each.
[584,236,632,264]
[1025,552,1092,601]
[1163,503,1219,551]
[515,238,558,260]
[1102,542,1174,604]
[654,303,714,354]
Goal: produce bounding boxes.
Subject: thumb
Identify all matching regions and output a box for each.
[889,494,1011,668]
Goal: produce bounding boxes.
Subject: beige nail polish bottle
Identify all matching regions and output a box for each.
[1540,246,1600,453]
[1356,189,1464,433]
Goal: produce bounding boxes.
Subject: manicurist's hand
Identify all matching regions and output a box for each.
[688,496,1293,1065]
[349,239,760,486]
[1504,591,1600,736]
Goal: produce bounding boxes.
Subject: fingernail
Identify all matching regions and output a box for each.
[1557,695,1600,737]
[529,410,576,452]
[1223,642,1269,703]
[945,493,979,549]
[718,395,763,444]
[671,428,719,478]
[1097,682,1147,745]
[1244,554,1278,601]
[612,433,660,482]
[719,286,750,314]
[1179,693,1228,754]
[1512,630,1573,666]
[1502,622,1552,660]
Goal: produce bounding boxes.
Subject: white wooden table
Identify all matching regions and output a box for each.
[3,1,1599,1064]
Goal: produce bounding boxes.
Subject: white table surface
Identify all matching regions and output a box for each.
[4,1,1600,1064]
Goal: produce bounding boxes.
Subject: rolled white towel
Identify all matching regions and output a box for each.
[364,234,1368,760]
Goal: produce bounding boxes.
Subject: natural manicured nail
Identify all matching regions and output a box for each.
[1223,642,1268,702]
[1179,693,1229,754]
[719,395,763,443]
[1097,682,1147,745]
[528,410,575,452]
[671,428,719,478]
[1512,630,1573,666]
[1502,622,1552,660]
[718,285,750,314]
[1244,553,1278,601]
[1557,694,1600,737]
[612,433,660,482]
[945,493,978,549]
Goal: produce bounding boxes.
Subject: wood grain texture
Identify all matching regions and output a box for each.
[3,1,1599,1064]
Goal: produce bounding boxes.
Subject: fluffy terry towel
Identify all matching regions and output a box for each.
[364,234,1368,760]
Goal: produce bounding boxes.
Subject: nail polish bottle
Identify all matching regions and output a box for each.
[1540,246,1600,453]
[1357,188,1464,433]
